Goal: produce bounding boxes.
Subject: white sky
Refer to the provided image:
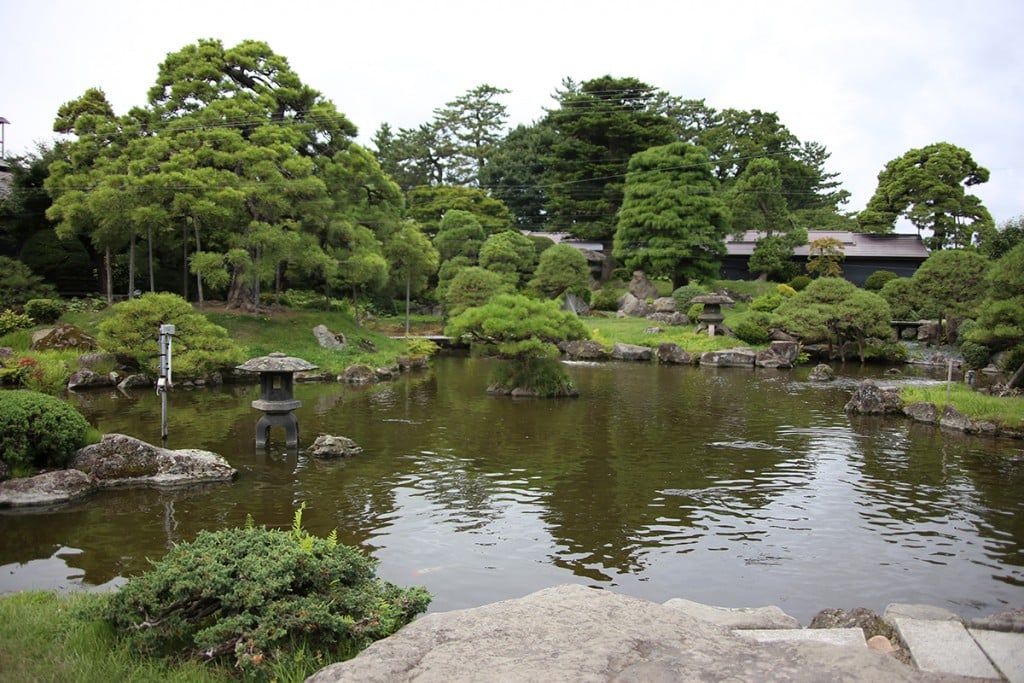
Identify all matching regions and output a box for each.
[4,0,1022,224]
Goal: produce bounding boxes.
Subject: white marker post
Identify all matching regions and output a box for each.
[157,324,175,441]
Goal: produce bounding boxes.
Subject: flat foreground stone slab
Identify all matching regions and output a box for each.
[969,629,1024,682]
[893,617,1000,679]
[663,597,800,629]
[307,585,926,682]
[739,628,866,648]
[0,469,97,507]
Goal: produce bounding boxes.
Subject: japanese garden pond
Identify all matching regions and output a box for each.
[1,355,1022,623]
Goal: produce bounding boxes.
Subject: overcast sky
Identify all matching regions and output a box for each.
[5,1,1022,225]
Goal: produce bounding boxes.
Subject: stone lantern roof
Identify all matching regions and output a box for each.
[235,352,318,373]
[691,294,734,307]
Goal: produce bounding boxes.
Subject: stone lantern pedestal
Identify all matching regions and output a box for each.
[236,352,318,448]
[692,294,735,337]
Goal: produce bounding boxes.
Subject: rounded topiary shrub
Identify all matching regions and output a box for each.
[788,275,812,292]
[589,286,622,312]
[24,298,65,324]
[733,319,770,346]
[960,341,991,370]
[100,508,430,676]
[864,269,898,291]
[0,390,92,470]
[671,283,707,311]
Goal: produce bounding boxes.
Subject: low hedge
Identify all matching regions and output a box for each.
[0,390,92,470]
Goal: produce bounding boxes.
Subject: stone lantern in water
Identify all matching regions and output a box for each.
[692,294,734,337]
[236,352,318,449]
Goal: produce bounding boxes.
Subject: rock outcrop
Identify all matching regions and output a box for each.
[313,324,346,350]
[700,348,757,368]
[756,341,800,369]
[29,324,98,352]
[66,368,116,390]
[843,378,901,417]
[628,270,659,300]
[0,469,98,507]
[307,585,922,682]
[611,343,653,362]
[71,433,236,487]
[338,364,376,384]
[308,434,363,459]
[560,340,609,361]
[844,380,903,415]
[657,343,693,365]
[808,363,835,381]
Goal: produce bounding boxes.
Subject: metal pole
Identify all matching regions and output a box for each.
[158,324,175,442]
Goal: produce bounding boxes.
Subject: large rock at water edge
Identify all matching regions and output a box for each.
[560,339,608,361]
[663,597,800,629]
[0,469,98,507]
[657,342,693,365]
[756,341,800,369]
[306,585,921,682]
[67,368,116,390]
[71,433,236,487]
[844,380,903,415]
[339,364,376,384]
[611,343,653,362]
[808,363,835,381]
[700,348,757,367]
[309,434,363,459]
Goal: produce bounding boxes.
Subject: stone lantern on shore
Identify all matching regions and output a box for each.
[692,294,734,337]
[236,352,318,449]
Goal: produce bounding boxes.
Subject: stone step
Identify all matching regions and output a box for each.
[969,629,1024,683]
[891,617,1001,680]
[736,627,866,648]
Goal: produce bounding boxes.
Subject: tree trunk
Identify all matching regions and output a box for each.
[128,230,136,299]
[1008,361,1024,390]
[104,246,113,306]
[147,226,155,292]
[182,220,189,301]
[193,222,204,310]
[405,271,412,337]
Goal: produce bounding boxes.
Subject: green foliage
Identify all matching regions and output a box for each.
[1001,345,1024,376]
[16,354,75,394]
[863,270,898,291]
[788,275,811,291]
[0,309,35,336]
[805,237,844,277]
[590,286,624,311]
[879,277,921,320]
[24,298,65,324]
[863,339,908,362]
[671,283,708,311]
[98,293,245,378]
[977,214,1024,260]
[613,142,730,288]
[408,186,512,235]
[972,242,1024,352]
[859,142,994,250]
[777,283,796,297]
[446,294,589,360]
[912,249,989,321]
[100,508,430,673]
[444,267,510,317]
[733,319,770,345]
[489,356,577,397]
[750,293,784,312]
[404,337,440,356]
[0,390,92,470]
[687,303,704,320]
[432,210,486,263]
[478,230,537,286]
[530,243,590,299]
[0,257,58,310]
[960,341,992,369]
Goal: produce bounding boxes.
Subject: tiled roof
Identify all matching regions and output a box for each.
[725,231,929,259]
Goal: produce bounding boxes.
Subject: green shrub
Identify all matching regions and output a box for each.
[960,340,991,369]
[776,284,797,298]
[733,319,770,346]
[863,339,909,362]
[671,283,708,311]
[750,293,784,312]
[17,355,74,394]
[99,507,430,675]
[0,256,58,309]
[489,356,577,397]
[0,390,92,470]
[404,337,440,356]
[957,318,978,343]
[788,275,812,291]
[864,269,899,291]
[24,299,65,324]
[1001,345,1024,376]
[589,286,622,312]
[0,310,34,336]
[97,293,245,378]
[687,302,704,320]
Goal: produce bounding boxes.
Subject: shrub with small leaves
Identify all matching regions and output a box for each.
[788,275,812,291]
[99,506,430,676]
[589,286,622,312]
[960,341,991,370]
[864,270,898,291]
[750,293,784,312]
[24,298,65,324]
[0,390,92,470]
[733,319,770,346]
[671,283,708,311]
[0,309,34,337]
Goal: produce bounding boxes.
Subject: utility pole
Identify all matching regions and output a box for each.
[157,324,175,442]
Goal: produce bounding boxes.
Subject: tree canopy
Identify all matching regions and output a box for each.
[858,142,993,250]
[613,142,730,288]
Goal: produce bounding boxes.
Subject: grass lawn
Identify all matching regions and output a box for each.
[900,384,1024,428]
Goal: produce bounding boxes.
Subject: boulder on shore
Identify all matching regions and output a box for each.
[560,339,608,361]
[700,348,757,368]
[0,469,98,507]
[71,433,236,487]
[611,342,653,362]
[657,343,693,365]
[307,585,920,682]
[844,379,903,415]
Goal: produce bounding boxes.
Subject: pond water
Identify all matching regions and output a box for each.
[1,355,1022,623]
